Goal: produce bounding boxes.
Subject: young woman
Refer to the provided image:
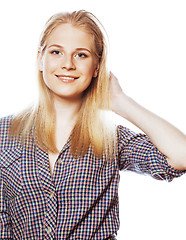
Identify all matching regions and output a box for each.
[0,10,186,240]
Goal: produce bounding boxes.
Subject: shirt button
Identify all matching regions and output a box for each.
[58,159,63,163]
[46,226,52,234]
[50,191,55,198]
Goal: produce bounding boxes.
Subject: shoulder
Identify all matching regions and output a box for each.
[0,115,13,134]
[116,125,147,151]
[0,115,16,150]
[116,125,144,141]
[116,125,136,138]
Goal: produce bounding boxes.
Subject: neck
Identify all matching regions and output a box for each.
[53,95,82,127]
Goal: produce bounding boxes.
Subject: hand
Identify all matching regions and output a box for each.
[109,72,127,115]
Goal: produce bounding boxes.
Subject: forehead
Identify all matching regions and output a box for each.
[46,23,95,50]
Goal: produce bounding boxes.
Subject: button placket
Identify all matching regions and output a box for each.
[43,189,57,239]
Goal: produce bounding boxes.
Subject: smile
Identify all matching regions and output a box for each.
[55,75,79,83]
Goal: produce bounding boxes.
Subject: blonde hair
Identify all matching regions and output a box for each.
[10,10,116,158]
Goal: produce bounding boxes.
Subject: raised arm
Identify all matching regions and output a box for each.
[109,72,186,171]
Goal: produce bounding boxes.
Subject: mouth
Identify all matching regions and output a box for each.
[55,75,79,83]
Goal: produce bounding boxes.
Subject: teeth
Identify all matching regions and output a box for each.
[58,76,75,80]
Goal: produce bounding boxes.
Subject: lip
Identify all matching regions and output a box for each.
[55,74,79,83]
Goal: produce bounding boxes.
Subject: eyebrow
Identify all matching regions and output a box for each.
[48,44,92,53]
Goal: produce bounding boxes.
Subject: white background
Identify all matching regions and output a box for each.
[0,0,186,239]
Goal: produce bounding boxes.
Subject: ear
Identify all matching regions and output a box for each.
[93,63,100,78]
[37,51,43,71]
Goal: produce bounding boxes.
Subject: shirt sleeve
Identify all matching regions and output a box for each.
[117,125,186,182]
[0,169,13,239]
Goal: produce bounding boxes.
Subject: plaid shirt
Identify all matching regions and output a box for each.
[0,115,184,239]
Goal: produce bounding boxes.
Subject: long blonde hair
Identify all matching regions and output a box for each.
[10,10,116,158]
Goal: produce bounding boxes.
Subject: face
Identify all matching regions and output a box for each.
[38,23,99,101]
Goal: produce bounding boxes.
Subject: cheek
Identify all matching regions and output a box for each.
[78,62,96,78]
[43,58,55,73]
[42,52,60,73]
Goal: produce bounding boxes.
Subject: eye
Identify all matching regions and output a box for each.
[75,52,88,58]
[50,50,61,55]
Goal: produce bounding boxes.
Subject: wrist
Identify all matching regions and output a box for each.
[111,92,130,117]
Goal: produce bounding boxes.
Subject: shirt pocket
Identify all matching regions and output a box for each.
[0,147,23,200]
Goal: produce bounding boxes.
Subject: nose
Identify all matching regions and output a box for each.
[61,55,75,70]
